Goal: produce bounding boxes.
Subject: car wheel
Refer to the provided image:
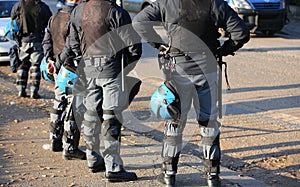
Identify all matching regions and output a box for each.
[262,30,275,37]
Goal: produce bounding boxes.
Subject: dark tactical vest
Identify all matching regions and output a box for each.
[19,0,44,36]
[82,0,112,57]
[169,0,219,55]
[50,11,70,59]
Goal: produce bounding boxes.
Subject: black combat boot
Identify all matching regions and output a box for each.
[18,90,27,97]
[50,122,63,152]
[207,174,221,187]
[89,155,106,173]
[30,91,41,99]
[51,138,63,152]
[157,172,176,185]
[205,160,221,187]
[157,156,179,186]
[63,148,86,160]
[105,168,137,182]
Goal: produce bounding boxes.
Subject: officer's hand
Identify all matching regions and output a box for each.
[47,59,56,75]
[158,44,169,55]
[217,39,238,58]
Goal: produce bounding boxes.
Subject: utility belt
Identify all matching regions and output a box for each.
[84,56,110,67]
[83,56,116,78]
[158,53,231,90]
[158,53,204,77]
[158,52,203,66]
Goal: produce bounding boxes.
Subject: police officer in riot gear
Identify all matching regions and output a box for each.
[42,0,86,160]
[11,0,52,98]
[133,0,250,186]
[69,0,142,181]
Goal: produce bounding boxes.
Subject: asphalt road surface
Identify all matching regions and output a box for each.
[0,1,299,186]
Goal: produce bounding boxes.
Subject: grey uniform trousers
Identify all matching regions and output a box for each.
[17,42,43,93]
[50,76,80,151]
[162,71,221,175]
[83,76,128,172]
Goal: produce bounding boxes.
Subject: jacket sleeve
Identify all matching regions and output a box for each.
[11,2,20,20]
[211,0,250,45]
[42,16,54,61]
[110,6,142,72]
[41,3,53,34]
[56,34,76,70]
[132,1,166,50]
[69,6,82,58]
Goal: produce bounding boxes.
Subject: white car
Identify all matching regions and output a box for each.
[118,0,156,13]
[0,0,18,62]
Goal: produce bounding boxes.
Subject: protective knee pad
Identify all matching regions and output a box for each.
[49,121,64,140]
[63,120,80,149]
[16,69,28,89]
[102,119,122,141]
[162,153,180,173]
[102,119,122,158]
[50,108,63,123]
[83,120,101,151]
[84,110,102,123]
[201,127,221,159]
[162,121,183,160]
[17,68,28,79]
[30,65,41,78]
[204,159,220,175]
[30,66,41,89]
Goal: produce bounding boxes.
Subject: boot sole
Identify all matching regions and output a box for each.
[89,165,106,173]
[106,177,137,182]
[63,155,86,160]
[52,148,63,152]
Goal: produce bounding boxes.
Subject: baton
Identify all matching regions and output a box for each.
[218,56,223,119]
[120,0,125,92]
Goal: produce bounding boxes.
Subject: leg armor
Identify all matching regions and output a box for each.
[161,121,184,174]
[16,43,30,93]
[49,120,63,152]
[63,112,86,160]
[29,43,43,94]
[199,119,221,175]
[49,108,64,140]
[63,96,80,151]
[49,89,66,152]
[63,116,80,151]
[102,117,124,172]
[83,109,103,168]
[16,62,30,92]
[29,63,41,94]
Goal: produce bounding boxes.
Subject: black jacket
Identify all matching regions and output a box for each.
[42,5,75,71]
[11,0,52,43]
[133,0,250,53]
[69,1,142,78]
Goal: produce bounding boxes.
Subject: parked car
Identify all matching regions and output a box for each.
[225,0,288,36]
[0,0,18,62]
[118,0,156,13]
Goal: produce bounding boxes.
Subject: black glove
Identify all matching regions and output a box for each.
[217,39,243,57]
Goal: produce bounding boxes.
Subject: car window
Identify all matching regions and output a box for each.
[0,1,18,18]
